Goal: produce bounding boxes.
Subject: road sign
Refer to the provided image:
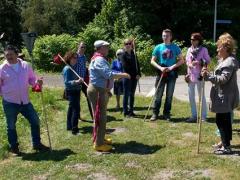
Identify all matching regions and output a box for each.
[216,20,232,24]
[21,32,37,55]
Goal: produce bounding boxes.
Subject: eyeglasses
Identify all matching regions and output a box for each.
[162,35,170,38]
[80,46,86,49]
[117,54,122,56]
[125,43,132,46]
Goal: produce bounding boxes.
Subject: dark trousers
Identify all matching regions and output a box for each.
[81,82,93,119]
[66,90,80,130]
[216,112,232,147]
[153,76,176,116]
[123,78,137,115]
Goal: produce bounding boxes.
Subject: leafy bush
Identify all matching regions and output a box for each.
[76,23,110,58]
[33,34,77,71]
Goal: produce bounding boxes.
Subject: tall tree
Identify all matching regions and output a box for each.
[0,0,22,48]
[21,0,102,35]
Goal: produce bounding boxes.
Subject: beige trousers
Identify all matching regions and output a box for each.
[87,84,109,146]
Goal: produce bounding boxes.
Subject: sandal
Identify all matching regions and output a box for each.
[212,142,223,149]
[214,147,232,155]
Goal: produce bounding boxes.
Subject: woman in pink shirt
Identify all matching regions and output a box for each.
[0,45,49,155]
[185,33,211,122]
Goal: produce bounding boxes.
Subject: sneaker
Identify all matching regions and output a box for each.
[72,127,80,135]
[104,137,112,145]
[163,114,171,121]
[124,112,129,118]
[150,114,158,121]
[9,146,21,156]
[33,143,50,152]
[128,112,136,117]
[93,144,112,152]
[186,117,197,123]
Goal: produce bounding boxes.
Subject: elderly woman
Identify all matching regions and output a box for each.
[186,33,211,122]
[202,33,239,154]
[112,49,124,110]
[88,40,130,152]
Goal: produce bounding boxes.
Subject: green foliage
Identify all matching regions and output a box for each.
[0,0,22,47]
[21,0,101,35]
[33,34,77,71]
[76,23,110,58]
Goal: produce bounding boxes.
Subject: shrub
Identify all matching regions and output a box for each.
[33,34,77,71]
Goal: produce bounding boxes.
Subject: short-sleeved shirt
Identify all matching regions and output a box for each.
[152,43,181,67]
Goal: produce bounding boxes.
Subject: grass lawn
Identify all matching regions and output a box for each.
[0,88,240,179]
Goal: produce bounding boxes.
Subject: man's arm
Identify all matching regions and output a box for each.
[167,54,184,71]
[150,56,167,73]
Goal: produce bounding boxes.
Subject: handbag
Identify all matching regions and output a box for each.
[184,74,190,83]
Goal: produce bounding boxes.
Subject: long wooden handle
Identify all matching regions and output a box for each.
[58,54,89,88]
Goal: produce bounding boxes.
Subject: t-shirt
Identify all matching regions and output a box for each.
[152,43,181,67]
[10,62,19,72]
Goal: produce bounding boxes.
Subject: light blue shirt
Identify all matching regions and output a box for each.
[89,57,116,88]
[152,43,181,66]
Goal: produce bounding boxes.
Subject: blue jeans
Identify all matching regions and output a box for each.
[66,90,80,130]
[188,81,207,119]
[123,78,137,114]
[2,100,41,148]
[153,76,176,116]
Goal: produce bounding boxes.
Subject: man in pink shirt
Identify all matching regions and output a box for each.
[0,45,50,155]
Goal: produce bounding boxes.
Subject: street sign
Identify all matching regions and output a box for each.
[21,32,37,55]
[216,20,232,24]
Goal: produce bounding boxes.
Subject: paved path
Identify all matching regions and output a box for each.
[42,71,240,102]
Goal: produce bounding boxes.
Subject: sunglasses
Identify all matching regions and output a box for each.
[125,43,132,46]
[80,46,86,49]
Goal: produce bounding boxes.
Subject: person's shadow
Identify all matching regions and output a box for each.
[112,141,164,155]
[21,148,75,161]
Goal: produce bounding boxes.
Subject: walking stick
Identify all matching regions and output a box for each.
[132,39,141,92]
[144,73,164,121]
[57,54,89,88]
[40,89,52,151]
[33,82,52,150]
[197,84,202,124]
[197,80,205,154]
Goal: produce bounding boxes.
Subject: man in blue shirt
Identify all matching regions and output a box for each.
[76,42,93,119]
[150,29,184,121]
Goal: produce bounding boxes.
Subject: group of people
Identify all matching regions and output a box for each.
[0,28,238,155]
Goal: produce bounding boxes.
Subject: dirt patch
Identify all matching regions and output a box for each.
[152,169,214,179]
[32,174,49,180]
[111,127,127,134]
[125,161,141,168]
[182,132,197,139]
[66,163,92,172]
[152,169,175,180]
[87,172,116,180]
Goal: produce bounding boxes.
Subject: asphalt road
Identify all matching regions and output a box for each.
[42,71,240,102]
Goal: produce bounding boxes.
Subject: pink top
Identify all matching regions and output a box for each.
[186,46,210,82]
[0,58,37,104]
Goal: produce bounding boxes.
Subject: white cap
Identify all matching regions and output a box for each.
[116,49,124,56]
[94,40,110,48]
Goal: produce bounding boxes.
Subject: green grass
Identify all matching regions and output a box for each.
[0,88,240,179]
